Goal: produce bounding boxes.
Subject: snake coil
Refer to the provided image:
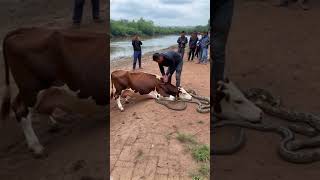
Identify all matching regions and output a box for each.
[213,88,320,164]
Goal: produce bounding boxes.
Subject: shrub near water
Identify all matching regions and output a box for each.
[111,18,209,37]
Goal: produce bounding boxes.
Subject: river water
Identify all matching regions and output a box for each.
[110,35,190,61]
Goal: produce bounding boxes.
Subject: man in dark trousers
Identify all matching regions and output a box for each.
[132,34,143,70]
[177,31,188,60]
[73,0,103,26]
[212,0,234,96]
[152,51,183,88]
[188,32,199,61]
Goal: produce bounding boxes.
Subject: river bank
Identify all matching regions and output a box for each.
[110,34,190,60]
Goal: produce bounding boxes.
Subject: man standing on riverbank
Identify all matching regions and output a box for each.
[188,32,199,61]
[177,31,188,60]
[199,31,210,64]
[152,51,183,88]
[132,34,143,70]
[72,0,103,26]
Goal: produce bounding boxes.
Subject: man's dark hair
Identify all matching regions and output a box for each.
[153,53,160,61]
[181,31,185,33]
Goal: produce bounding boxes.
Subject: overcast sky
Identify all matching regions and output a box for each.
[110,0,210,26]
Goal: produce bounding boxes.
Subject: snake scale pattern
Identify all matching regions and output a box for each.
[155,89,210,113]
[213,88,320,164]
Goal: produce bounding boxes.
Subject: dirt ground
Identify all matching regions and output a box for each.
[0,1,109,180]
[213,1,320,180]
[110,47,210,179]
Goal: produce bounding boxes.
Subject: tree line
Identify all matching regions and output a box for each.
[111,18,209,37]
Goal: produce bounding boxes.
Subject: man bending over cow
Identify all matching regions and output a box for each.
[152,51,183,88]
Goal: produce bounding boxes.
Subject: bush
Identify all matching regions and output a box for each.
[111,18,209,37]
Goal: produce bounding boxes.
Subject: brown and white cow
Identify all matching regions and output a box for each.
[111,70,192,111]
[214,79,263,122]
[1,27,108,157]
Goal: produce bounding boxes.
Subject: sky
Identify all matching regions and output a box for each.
[110,0,210,26]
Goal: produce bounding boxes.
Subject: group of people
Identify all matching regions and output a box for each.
[130,30,210,89]
[177,31,210,64]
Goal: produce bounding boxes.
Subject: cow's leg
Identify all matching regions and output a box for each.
[116,96,124,111]
[21,113,44,156]
[12,94,45,157]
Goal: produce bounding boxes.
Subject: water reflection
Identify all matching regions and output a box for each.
[110,35,190,61]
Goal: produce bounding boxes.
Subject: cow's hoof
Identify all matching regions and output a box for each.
[30,145,47,158]
[120,108,124,112]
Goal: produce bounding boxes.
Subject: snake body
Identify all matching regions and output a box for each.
[213,119,320,163]
[155,89,210,113]
[213,88,320,164]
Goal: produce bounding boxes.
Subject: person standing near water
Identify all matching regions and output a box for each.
[195,33,201,59]
[177,31,188,60]
[132,34,143,70]
[188,32,199,61]
[198,31,210,64]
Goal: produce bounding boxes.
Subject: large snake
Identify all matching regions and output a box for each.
[155,89,210,113]
[213,88,320,164]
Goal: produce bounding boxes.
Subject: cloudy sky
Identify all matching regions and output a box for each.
[110,0,210,26]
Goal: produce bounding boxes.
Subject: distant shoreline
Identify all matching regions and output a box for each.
[110,34,179,41]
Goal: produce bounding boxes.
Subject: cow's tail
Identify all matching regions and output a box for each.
[1,33,12,121]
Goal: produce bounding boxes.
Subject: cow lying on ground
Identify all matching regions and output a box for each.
[214,79,263,122]
[111,70,192,111]
[1,27,108,157]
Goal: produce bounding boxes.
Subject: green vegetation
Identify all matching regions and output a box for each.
[192,145,210,162]
[111,18,209,37]
[175,132,210,180]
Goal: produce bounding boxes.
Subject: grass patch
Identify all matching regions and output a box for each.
[176,132,210,180]
[192,145,210,162]
[176,133,197,145]
[190,164,210,180]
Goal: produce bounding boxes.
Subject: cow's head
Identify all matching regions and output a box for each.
[214,79,263,122]
[155,78,180,100]
[178,87,192,101]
